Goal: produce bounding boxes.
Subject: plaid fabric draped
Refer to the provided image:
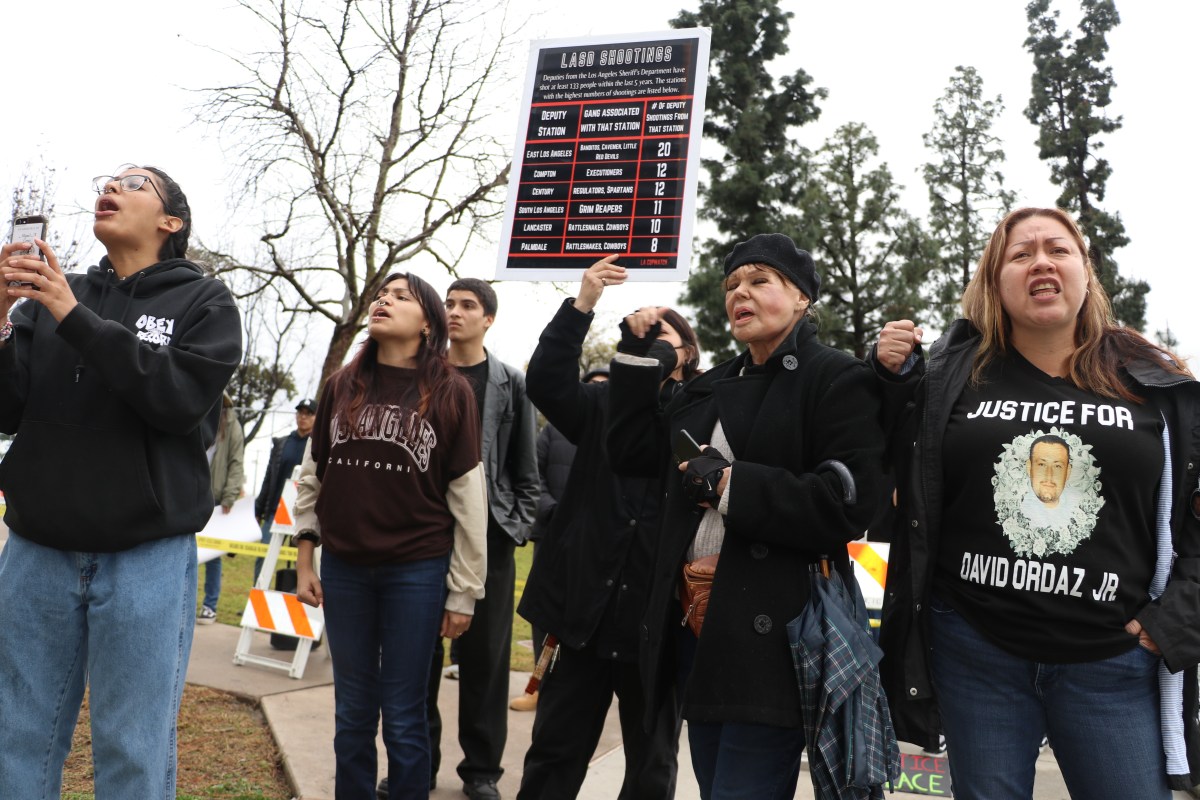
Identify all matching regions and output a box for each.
[788,562,900,799]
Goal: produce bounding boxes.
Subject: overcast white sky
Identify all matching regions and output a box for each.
[6,0,1196,442]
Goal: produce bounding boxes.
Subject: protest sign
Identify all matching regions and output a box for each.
[893,752,953,796]
[497,29,710,282]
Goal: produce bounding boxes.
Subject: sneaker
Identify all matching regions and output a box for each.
[509,690,538,711]
[443,663,460,680]
[198,606,217,625]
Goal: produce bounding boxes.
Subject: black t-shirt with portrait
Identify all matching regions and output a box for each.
[934,351,1162,663]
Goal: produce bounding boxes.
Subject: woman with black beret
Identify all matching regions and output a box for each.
[606,234,886,798]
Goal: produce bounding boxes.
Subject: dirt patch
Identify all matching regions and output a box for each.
[62,685,292,799]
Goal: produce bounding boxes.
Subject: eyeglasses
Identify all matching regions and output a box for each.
[92,174,173,214]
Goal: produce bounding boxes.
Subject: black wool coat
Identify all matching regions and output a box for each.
[531,423,576,541]
[607,318,886,728]
[519,301,664,660]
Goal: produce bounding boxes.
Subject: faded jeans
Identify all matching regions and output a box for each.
[0,530,197,800]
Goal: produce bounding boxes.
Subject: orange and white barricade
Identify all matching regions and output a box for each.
[233,474,325,678]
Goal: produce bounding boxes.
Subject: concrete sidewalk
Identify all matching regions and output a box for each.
[186,622,638,799]
[185,623,1086,800]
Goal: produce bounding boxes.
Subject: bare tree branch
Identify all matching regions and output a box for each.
[194,0,518,386]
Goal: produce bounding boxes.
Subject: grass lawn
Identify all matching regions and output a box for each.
[199,540,537,671]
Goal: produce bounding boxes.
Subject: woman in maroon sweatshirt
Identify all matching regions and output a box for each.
[293,272,487,799]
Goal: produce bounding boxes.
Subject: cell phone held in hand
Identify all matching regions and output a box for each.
[672,428,704,464]
[8,214,48,288]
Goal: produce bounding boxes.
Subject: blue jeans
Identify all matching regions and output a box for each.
[321,549,449,800]
[676,626,804,800]
[930,596,1171,800]
[687,720,805,800]
[0,531,197,800]
[202,557,222,609]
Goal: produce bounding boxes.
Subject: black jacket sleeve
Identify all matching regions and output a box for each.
[604,353,671,479]
[526,299,603,443]
[255,437,285,520]
[0,300,37,433]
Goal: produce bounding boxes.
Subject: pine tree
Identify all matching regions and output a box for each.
[672,0,825,361]
[923,66,1016,329]
[1025,0,1147,328]
[801,123,936,359]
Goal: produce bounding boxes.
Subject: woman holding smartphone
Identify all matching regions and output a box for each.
[0,167,242,798]
[292,272,487,799]
[606,234,886,799]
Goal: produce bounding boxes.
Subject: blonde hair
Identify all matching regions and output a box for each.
[960,207,1189,401]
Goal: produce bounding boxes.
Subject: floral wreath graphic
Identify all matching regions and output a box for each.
[991,426,1104,558]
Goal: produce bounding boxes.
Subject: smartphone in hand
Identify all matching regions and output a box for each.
[8,214,48,288]
[672,428,704,464]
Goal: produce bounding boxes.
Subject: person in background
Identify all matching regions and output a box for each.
[199,391,246,623]
[425,277,538,800]
[517,256,694,799]
[0,166,242,798]
[874,207,1200,798]
[294,271,486,799]
[253,397,316,581]
[510,365,609,714]
[607,235,885,799]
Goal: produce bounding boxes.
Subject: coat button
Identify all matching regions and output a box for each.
[750,543,768,559]
[782,355,798,370]
[605,578,614,587]
[628,519,637,527]
[909,687,918,696]
[753,614,773,634]
[911,519,919,528]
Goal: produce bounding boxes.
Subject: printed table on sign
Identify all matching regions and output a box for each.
[497,30,710,282]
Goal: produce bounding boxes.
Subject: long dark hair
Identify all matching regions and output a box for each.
[139,165,192,261]
[659,306,702,382]
[328,272,472,431]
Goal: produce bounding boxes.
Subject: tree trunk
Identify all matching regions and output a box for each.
[320,323,361,391]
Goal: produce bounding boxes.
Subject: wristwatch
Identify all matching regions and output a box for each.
[294,529,321,546]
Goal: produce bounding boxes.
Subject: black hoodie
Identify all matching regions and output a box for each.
[0,257,242,552]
